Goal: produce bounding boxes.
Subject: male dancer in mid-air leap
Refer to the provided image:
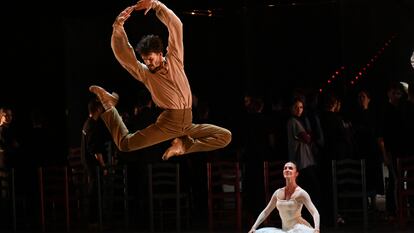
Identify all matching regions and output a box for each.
[90,0,232,160]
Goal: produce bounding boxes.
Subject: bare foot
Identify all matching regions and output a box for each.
[162,138,185,160]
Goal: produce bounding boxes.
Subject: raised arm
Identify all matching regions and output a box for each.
[248,191,278,233]
[136,0,184,64]
[111,6,146,81]
[298,189,320,232]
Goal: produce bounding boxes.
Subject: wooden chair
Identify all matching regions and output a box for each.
[38,166,70,232]
[331,159,368,228]
[148,162,191,232]
[0,167,16,231]
[99,164,133,230]
[67,147,84,193]
[66,147,85,227]
[263,160,284,226]
[207,160,242,232]
[396,156,414,227]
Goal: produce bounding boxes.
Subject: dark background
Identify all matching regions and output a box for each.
[2,0,413,161]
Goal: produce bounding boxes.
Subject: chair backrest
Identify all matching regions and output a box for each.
[100,165,130,230]
[38,166,70,232]
[207,160,242,232]
[0,167,12,199]
[396,156,414,227]
[67,147,85,205]
[397,156,414,193]
[67,147,84,188]
[149,162,180,196]
[0,167,16,231]
[148,161,190,232]
[331,159,367,228]
[263,160,284,226]
[264,160,285,203]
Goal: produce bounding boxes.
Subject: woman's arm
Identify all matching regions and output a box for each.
[298,189,320,232]
[248,190,278,233]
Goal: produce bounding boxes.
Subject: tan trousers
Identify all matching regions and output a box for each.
[101,108,232,154]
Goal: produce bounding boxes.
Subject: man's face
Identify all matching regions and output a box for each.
[0,109,12,126]
[388,88,403,105]
[141,52,163,73]
[358,91,370,109]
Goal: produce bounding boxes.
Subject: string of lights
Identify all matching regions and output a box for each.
[319,33,397,93]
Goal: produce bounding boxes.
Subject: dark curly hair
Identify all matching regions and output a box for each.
[135,34,163,55]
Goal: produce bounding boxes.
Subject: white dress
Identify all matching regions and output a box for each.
[255,187,318,233]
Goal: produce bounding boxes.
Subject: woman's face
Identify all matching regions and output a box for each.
[291,101,304,117]
[283,162,298,179]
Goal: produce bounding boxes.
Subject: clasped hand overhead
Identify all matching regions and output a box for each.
[114,0,155,26]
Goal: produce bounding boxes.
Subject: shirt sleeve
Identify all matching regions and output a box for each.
[111,18,147,82]
[152,1,184,65]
